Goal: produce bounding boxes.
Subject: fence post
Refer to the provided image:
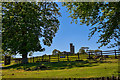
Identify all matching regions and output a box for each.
[4,56,11,65]
[29,58,30,63]
[18,59,20,64]
[37,57,39,61]
[67,53,69,61]
[42,56,43,62]
[101,51,103,59]
[33,57,34,63]
[106,77,109,80]
[101,77,105,80]
[49,55,50,62]
[31,58,32,63]
[39,56,41,62]
[116,76,119,80]
[58,54,59,62]
[44,55,46,61]
[115,49,117,59]
[88,52,90,59]
[78,53,80,60]
[111,75,114,80]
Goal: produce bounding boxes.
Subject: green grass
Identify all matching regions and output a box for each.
[0,60,4,63]
[2,60,94,70]
[1,58,119,78]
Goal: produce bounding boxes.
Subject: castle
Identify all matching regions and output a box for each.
[62,43,75,55]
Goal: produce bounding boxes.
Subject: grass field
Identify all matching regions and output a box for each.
[1,58,119,78]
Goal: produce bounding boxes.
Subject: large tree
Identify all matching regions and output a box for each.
[52,49,61,55]
[2,2,61,63]
[79,48,86,54]
[62,2,120,48]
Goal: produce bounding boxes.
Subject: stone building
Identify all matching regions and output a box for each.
[62,43,75,55]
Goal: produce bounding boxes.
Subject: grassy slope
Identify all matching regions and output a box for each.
[2,59,119,78]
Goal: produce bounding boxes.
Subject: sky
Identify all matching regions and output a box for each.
[16,2,117,58]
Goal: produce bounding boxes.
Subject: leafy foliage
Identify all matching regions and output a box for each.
[81,47,89,50]
[52,49,62,55]
[62,2,120,48]
[29,51,33,56]
[87,49,102,55]
[79,47,89,54]
[2,2,61,63]
[79,48,85,54]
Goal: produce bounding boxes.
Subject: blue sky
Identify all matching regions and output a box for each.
[16,2,117,58]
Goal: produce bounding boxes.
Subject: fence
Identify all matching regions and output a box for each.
[13,54,89,63]
[12,49,120,63]
[88,50,120,59]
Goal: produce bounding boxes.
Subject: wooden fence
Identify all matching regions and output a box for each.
[88,50,120,59]
[13,50,120,63]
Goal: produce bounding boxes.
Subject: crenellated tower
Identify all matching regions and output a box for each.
[70,43,75,54]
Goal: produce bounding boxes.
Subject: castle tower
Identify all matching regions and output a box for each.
[70,43,75,54]
[72,46,75,54]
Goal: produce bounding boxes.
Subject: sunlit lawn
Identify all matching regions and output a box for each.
[1,58,119,78]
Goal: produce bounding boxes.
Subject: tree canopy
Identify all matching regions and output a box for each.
[81,47,89,50]
[52,49,61,55]
[2,2,61,63]
[79,48,86,54]
[62,2,120,48]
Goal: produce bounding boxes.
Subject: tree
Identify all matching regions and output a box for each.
[1,49,15,60]
[52,49,61,55]
[94,50,102,55]
[29,51,33,56]
[81,47,89,52]
[94,50,102,52]
[62,2,120,48]
[2,2,61,63]
[87,50,94,55]
[87,49,102,55]
[79,47,89,54]
[79,48,85,54]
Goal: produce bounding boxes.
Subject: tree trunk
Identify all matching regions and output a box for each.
[22,53,28,64]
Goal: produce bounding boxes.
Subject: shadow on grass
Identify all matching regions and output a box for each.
[2,60,99,70]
